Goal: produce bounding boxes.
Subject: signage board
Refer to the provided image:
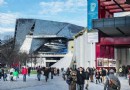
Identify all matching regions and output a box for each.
[87,32,98,43]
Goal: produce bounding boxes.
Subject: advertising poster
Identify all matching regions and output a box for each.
[97,58,103,67]
[97,58,116,67]
[109,59,116,67]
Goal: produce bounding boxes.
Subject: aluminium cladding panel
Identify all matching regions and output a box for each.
[126,17,130,26]
[33,20,68,36]
[30,38,45,53]
[103,18,115,27]
[93,17,130,28]
[114,17,125,27]
[92,19,104,28]
[57,24,84,39]
[15,19,35,47]
[57,24,72,39]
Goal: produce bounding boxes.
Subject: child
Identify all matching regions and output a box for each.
[3,72,7,81]
[10,72,13,81]
[13,70,19,81]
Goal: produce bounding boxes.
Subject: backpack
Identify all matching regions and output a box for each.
[66,78,71,85]
[66,76,72,85]
[108,78,118,89]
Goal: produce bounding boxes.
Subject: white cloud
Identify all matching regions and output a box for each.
[39,0,87,14]
[0,12,20,33]
[0,12,19,24]
[0,27,14,33]
[0,0,7,6]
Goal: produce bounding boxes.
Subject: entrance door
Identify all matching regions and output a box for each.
[115,47,130,70]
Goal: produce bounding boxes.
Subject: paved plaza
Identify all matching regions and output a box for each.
[0,74,129,90]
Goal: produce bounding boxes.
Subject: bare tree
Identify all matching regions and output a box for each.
[33,56,37,67]
[18,52,29,66]
[0,35,29,67]
[0,36,16,66]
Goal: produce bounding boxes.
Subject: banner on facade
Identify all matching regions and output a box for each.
[87,0,98,30]
[87,32,98,43]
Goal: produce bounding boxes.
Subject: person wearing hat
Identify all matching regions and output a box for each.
[104,69,121,90]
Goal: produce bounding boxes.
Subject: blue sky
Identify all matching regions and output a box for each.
[0,0,87,39]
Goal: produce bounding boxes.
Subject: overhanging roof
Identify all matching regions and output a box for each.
[100,0,130,13]
[93,16,130,36]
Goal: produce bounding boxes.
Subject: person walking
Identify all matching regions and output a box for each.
[57,68,60,76]
[0,67,2,80]
[37,66,41,81]
[50,68,54,79]
[102,68,107,84]
[68,70,77,90]
[95,69,101,84]
[128,68,130,86]
[77,67,86,90]
[22,66,28,82]
[3,72,7,81]
[28,67,31,76]
[9,67,15,81]
[89,68,94,82]
[44,67,49,82]
[104,69,121,90]
[85,68,90,90]
[13,69,19,81]
[1,68,4,81]
[119,67,122,77]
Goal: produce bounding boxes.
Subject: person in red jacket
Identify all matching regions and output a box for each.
[22,66,28,82]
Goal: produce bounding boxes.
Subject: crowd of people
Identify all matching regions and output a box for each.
[118,65,130,78]
[63,67,130,90]
[0,66,60,82]
[0,66,130,90]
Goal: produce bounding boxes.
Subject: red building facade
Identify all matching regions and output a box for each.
[94,0,130,69]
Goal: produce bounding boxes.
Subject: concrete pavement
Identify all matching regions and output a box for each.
[0,74,129,90]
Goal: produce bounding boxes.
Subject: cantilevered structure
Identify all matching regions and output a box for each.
[14,19,84,67]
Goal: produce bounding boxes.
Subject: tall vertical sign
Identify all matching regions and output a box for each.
[87,0,98,30]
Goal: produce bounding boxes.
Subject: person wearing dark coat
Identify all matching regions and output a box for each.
[102,68,107,84]
[44,67,49,82]
[95,70,101,84]
[57,68,60,76]
[76,67,86,90]
[1,68,4,80]
[28,67,31,76]
[85,68,90,90]
[89,68,94,82]
[50,68,54,79]
[66,68,71,78]
[37,66,41,81]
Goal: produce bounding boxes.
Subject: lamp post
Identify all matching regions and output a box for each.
[73,61,76,70]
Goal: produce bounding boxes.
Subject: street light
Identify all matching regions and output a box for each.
[73,61,76,70]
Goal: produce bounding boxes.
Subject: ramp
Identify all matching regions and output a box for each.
[51,52,73,70]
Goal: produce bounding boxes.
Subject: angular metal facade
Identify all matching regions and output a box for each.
[14,19,84,54]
